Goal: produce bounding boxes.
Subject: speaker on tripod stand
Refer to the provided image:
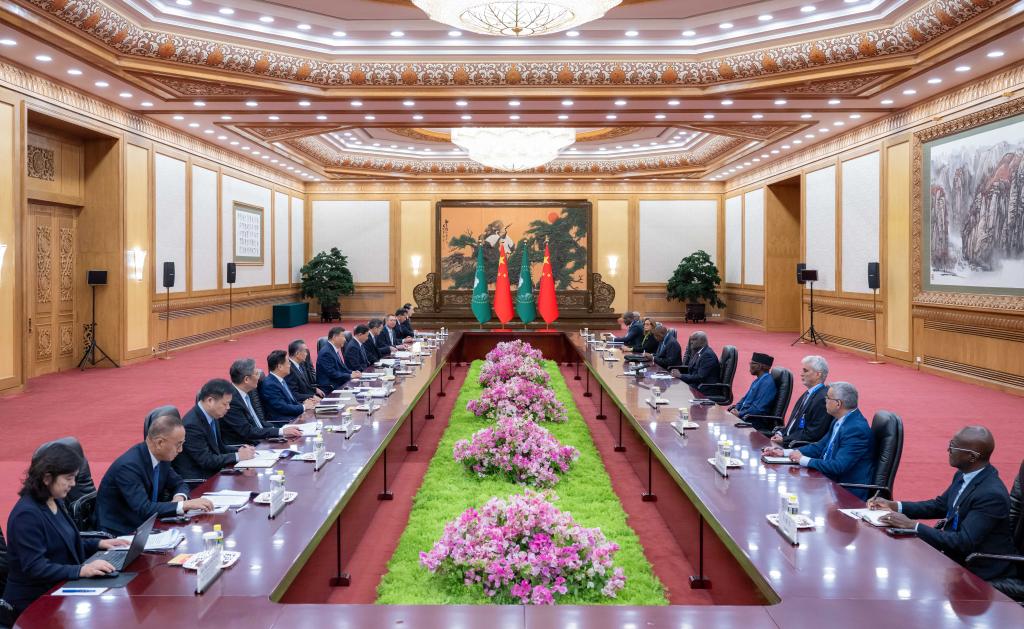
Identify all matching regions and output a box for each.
[159,262,175,360]
[225,262,237,342]
[77,270,119,370]
[792,268,826,346]
[867,261,884,364]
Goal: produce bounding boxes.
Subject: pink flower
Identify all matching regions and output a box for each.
[454,417,578,487]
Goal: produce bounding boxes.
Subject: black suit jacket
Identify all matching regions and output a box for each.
[285,358,318,402]
[395,321,413,342]
[221,387,278,445]
[630,332,659,354]
[365,333,382,363]
[902,465,1018,580]
[1010,460,1023,551]
[173,405,238,481]
[374,330,393,357]
[343,338,371,372]
[400,319,414,338]
[3,496,100,615]
[677,346,720,386]
[777,385,832,447]
[653,337,683,369]
[97,443,190,536]
[614,320,643,346]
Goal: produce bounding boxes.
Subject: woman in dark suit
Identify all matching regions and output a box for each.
[2,443,128,621]
[630,318,660,355]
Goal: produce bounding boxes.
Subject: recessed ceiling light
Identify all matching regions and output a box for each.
[448,30,462,37]
[801,5,816,13]
[833,121,844,126]
[827,99,841,105]
[297,24,312,31]
[350,100,363,107]
[0,38,16,46]
[509,100,521,106]
[34,54,52,62]
[902,89,917,95]
[558,114,569,120]
[792,139,802,144]
[218,8,234,15]
[413,114,424,120]
[461,114,472,120]
[268,115,280,120]
[188,122,199,128]
[402,100,416,107]
[245,100,258,107]
[624,30,639,37]
[333,31,347,37]
[193,100,206,107]
[203,129,214,134]
[986,50,1004,58]
[774,99,787,105]
[752,113,764,119]
[119,92,132,98]
[94,80,109,88]
[218,135,227,140]
[175,0,191,5]
[66,68,82,76]
[781,145,791,149]
[954,65,971,72]
[509,115,520,120]
[720,99,734,106]
[614,99,627,106]
[771,149,779,154]
[605,114,617,120]
[390,30,405,37]
[761,154,769,158]
[172,115,184,120]
[880,98,894,105]
[365,114,376,120]
[681,30,696,37]
[220,115,232,120]
[141,101,154,107]
[316,114,327,120]
[805,134,815,139]
[703,113,715,119]
[719,22,733,30]
[800,113,813,119]
[456,100,468,107]
[230,141,239,146]
[849,113,861,119]
[655,113,666,119]
[758,14,773,22]
[259,16,274,23]
[927,78,942,84]
[668,99,680,106]
[566,30,580,37]
[298,100,311,107]
[818,127,829,133]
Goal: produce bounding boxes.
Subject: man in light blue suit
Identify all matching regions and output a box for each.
[764,381,875,499]
[261,350,316,423]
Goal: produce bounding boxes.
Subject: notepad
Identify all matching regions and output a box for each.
[761,455,798,465]
[839,508,890,527]
[295,423,322,436]
[233,457,277,469]
[201,492,250,509]
[650,373,675,380]
[117,529,184,551]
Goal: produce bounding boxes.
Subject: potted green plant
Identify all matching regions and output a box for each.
[299,247,355,322]
[666,250,725,323]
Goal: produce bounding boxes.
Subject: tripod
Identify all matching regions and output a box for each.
[78,284,119,370]
[792,280,827,346]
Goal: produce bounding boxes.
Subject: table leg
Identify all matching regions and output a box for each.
[689,518,711,589]
[448,360,455,381]
[574,360,581,381]
[407,414,418,452]
[425,381,435,419]
[328,518,351,587]
[437,364,447,397]
[583,369,592,398]
[641,447,657,502]
[614,409,626,453]
[378,451,394,500]
[596,389,607,420]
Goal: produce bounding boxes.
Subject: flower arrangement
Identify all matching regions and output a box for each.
[478,356,551,388]
[419,490,626,605]
[454,416,579,487]
[467,376,568,424]
[485,339,544,364]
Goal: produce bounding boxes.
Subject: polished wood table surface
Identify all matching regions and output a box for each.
[16,332,1024,628]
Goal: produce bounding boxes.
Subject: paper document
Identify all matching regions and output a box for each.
[53,586,108,596]
[253,449,279,459]
[392,351,413,359]
[650,373,675,380]
[117,529,184,551]
[295,423,321,436]
[762,455,797,465]
[233,457,277,469]
[839,508,890,526]
[202,492,250,508]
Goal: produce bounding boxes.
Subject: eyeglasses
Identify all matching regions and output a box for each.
[947,441,980,457]
[825,396,839,402]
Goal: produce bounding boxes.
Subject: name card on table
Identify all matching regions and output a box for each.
[314,446,327,471]
[776,510,800,546]
[195,546,223,595]
[269,488,286,519]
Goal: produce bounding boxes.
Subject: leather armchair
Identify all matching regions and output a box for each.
[68,491,112,540]
[34,437,96,505]
[838,410,904,499]
[695,345,738,405]
[735,367,794,432]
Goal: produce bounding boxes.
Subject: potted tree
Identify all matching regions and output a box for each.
[666,250,725,323]
[299,247,355,322]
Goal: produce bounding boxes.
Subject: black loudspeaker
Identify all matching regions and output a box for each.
[162,262,175,288]
[868,262,880,290]
[800,269,819,283]
[796,263,807,285]
[87,270,108,286]
[226,262,237,285]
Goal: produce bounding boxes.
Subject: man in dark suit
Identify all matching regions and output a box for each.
[868,426,1018,581]
[365,319,384,364]
[262,350,316,423]
[373,318,394,358]
[173,379,256,481]
[763,381,875,499]
[401,303,416,337]
[394,309,414,342]
[97,412,214,536]
[670,331,720,387]
[611,311,643,347]
[317,326,361,394]
[381,314,410,351]
[651,325,682,369]
[343,324,373,372]
[222,359,302,445]
[286,340,323,401]
[769,355,832,446]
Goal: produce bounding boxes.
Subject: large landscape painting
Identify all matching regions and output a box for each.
[924,113,1024,293]
[438,202,590,291]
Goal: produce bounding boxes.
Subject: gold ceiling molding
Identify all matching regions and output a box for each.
[741,73,897,97]
[133,73,289,99]
[374,0,655,5]
[385,126,642,143]
[0,59,306,190]
[726,62,1024,190]
[235,123,343,142]
[15,0,1011,89]
[306,180,724,195]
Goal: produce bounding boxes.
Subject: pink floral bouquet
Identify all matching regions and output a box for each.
[484,339,544,364]
[420,490,627,604]
[467,376,568,424]
[454,416,579,487]
[478,356,551,388]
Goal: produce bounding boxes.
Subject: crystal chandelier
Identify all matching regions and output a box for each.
[412,1,621,37]
[451,127,577,171]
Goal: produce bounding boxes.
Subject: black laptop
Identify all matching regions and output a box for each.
[85,512,157,575]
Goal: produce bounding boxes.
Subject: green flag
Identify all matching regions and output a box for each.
[515,244,537,325]
[470,245,492,325]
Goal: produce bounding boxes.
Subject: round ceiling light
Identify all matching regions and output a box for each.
[450,127,577,171]
[412,1,622,37]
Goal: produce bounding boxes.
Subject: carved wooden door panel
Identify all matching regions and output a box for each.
[27,203,77,377]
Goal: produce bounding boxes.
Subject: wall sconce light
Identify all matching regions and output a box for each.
[410,254,422,277]
[0,243,7,278]
[607,254,619,277]
[126,247,147,282]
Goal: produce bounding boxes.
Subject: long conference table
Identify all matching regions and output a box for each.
[16,331,1024,628]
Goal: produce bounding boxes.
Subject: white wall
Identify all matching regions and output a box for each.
[273,192,290,286]
[311,200,390,283]
[221,175,273,288]
[805,166,837,291]
[190,165,219,292]
[154,154,187,293]
[841,152,881,293]
[743,188,765,286]
[725,195,743,284]
[291,197,305,282]
[638,199,718,282]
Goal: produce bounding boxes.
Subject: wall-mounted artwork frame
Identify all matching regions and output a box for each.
[232,201,264,266]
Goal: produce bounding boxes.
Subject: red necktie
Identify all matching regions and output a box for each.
[337,347,347,366]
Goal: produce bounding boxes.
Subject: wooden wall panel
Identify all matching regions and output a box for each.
[124,143,151,357]
[764,182,802,332]
[0,98,20,391]
[885,142,912,358]
[597,199,629,313]
[400,199,432,307]
[25,130,83,206]
[723,287,764,328]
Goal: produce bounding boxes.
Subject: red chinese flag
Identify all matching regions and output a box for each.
[493,247,515,325]
[537,243,559,324]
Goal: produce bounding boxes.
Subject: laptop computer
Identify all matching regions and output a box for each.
[85,512,157,576]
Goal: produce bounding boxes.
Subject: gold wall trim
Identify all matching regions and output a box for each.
[153,292,301,319]
[923,319,1024,343]
[0,60,304,191]
[912,306,1024,332]
[923,355,1024,389]
[307,181,723,195]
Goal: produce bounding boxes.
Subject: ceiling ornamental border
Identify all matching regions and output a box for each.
[0,59,306,189]
[305,181,723,193]
[19,0,1008,89]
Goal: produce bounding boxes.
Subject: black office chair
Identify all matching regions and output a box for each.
[835,410,904,500]
[735,367,794,432]
[695,345,738,405]
[143,405,181,439]
[67,491,112,540]
[34,437,96,504]
[968,459,1024,604]
[317,336,329,353]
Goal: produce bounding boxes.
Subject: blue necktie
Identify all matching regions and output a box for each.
[208,418,219,444]
[823,423,840,460]
[282,378,295,403]
[243,393,261,427]
[151,464,160,502]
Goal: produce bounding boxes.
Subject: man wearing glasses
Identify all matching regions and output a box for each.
[762,381,874,499]
[866,426,1017,581]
